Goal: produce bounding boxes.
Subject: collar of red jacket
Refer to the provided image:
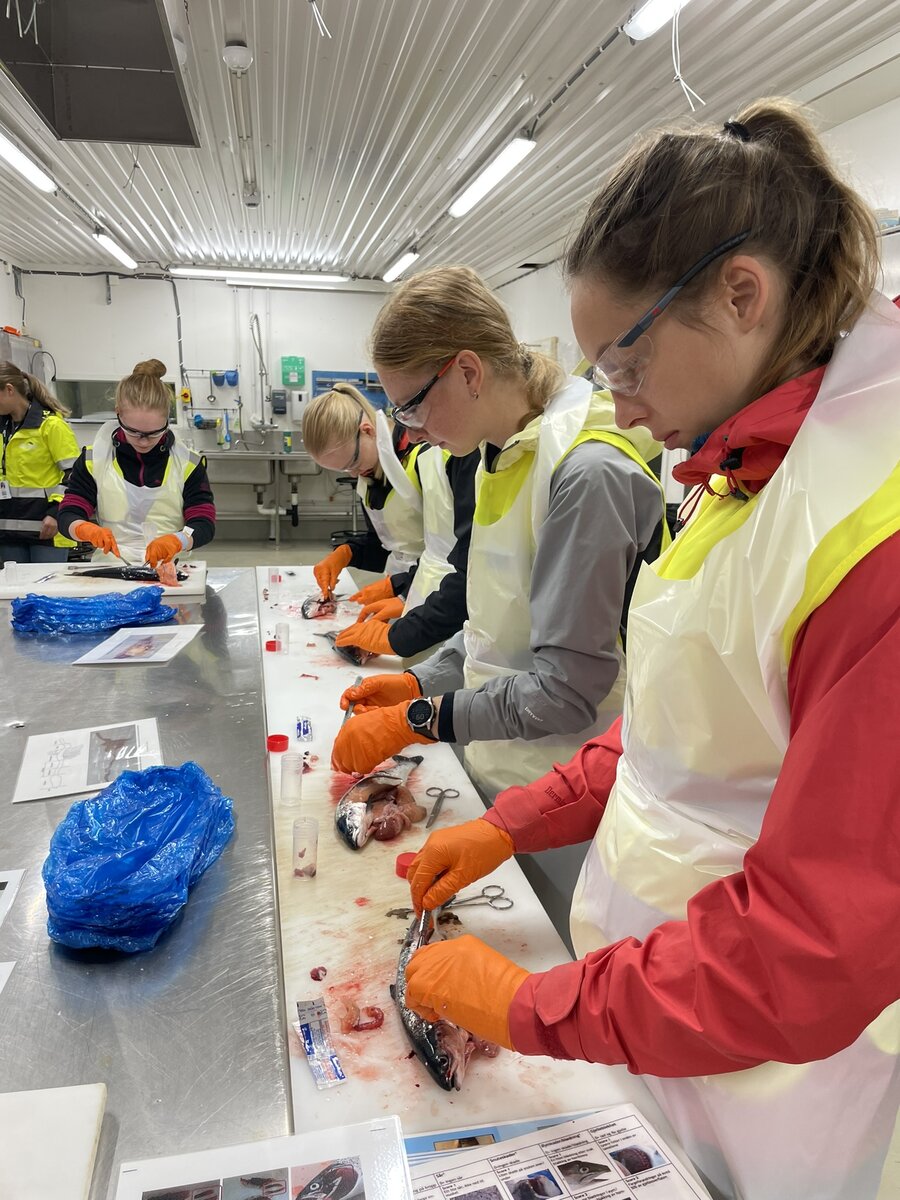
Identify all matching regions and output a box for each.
[672,365,831,496]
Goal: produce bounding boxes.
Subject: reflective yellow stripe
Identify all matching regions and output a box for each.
[656,479,761,580]
[474,450,534,526]
[782,458,900,660]
[403,443,424,494]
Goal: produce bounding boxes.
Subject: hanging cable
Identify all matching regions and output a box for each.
[308,0,332,38]
[122,145,141,193]
[671,7,705,111]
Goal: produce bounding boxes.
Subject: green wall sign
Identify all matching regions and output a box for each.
[281,356,306,387]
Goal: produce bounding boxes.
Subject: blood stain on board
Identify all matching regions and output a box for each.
[354,897,370,907]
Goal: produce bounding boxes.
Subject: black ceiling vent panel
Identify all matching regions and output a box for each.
[0,0,198,146]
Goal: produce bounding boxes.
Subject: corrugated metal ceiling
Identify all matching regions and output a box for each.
[0,0,896,287]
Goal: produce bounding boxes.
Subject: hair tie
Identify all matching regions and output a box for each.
[723,120,751,143]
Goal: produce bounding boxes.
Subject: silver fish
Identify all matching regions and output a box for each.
[391,910,498,1092]
[558,1159,611,1184]
[316,629,374,666]
[296,1158,364,1199]
[301,593,338,619]
[334,754,425,850]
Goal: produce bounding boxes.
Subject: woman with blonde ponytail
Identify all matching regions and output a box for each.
[399,102,900,1200]
[0,361,80,563]
[304,381,479,660]
[332,265,666,825]
[58,359,216,565]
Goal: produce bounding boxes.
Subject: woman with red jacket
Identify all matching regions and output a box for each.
[403,100,900,1200]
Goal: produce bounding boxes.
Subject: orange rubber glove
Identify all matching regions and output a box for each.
[314,543,352,597]
[145,532,187,567]
[405,934,529,1050]
[335,619,395,657]
[331,702,434,774]
[339,672,421,714]
[358,596,405,623]
[408,819,515,913]
[349,576,395,605]
[71,520,121,559]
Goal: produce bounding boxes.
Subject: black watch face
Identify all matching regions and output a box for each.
[408,699,432,727]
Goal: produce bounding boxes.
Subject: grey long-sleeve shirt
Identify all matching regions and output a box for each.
[410,440,663,745]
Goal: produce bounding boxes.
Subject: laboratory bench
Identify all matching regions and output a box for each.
[0,565,687,1196]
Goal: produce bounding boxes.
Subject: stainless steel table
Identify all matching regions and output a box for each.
[0,568,289,1195]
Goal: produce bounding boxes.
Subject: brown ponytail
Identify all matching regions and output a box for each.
[116,358,171,416]
[565,98,879,397]
[371,265,564,418]
[0,360,71,416]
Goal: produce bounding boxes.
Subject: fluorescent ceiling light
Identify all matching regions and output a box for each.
[169,267,349,283]
[448,136,536,219]
[224,279,340,291]
[382,251,420,283]
[623,0,695,41]
[0,128,57,194]
[93,230,137,270]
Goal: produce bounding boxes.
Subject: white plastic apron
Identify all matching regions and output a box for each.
[570,294,900,1200]
[357,412,425,576]
[89,421,191,563]
[403,445,455,614]
[463,378,659,799]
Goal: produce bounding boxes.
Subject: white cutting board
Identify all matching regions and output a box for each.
[0,561,207,598]
[0,1082,106,1199]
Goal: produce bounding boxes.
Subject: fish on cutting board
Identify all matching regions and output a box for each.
[301,592,340,618]
[334,754,426,849]
[392,910,498,1091]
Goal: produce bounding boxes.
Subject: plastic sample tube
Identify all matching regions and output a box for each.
[275,621,290,653]
[280,752,303,804]
[292,817,319,878]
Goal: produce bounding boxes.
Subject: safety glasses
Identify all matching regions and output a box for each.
[339,422,363,473]
[117,416,169,441]
[386,355,456,429]
[592,229,752,396]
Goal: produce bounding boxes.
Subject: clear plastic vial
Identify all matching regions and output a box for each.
[280,752,303,804]
[292,817,319,878]
[275,621,290,653]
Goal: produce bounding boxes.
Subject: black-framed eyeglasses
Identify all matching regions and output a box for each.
[592,229,752,397]
[340,422,363,473]
[386,355,456,428]
[117,416,169,440]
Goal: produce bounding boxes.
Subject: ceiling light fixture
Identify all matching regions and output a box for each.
[382,250,420,283]
[169,267,349,284]
[622,0,695,41]
[0,127,57,194]
[448,135,536,219]
[93,229,138,270]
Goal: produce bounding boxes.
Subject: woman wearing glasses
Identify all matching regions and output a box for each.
[331,266,665,814]
[403,102,900,1200]
[58,359,216,565]
[305,382,479,659]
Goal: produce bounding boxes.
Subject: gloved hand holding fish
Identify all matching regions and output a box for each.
[331,700,435,774]
[354,595,405,623]
[334,754,427,849]
[334,617,395,657]
[404,929,530,1052]
[393,909,500,1091]
[316,629,376,667]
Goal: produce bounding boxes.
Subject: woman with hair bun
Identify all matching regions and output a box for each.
[0,361,80,563]
[403,100,900,1200]
[58,359,216,565]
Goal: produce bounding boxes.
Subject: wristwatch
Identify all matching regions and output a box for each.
[406,697,438,741]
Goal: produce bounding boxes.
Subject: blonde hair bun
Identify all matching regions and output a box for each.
[132,358,167,378]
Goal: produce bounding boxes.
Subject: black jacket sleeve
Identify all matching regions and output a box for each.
[56,449,97,538]
[344,503,390,574]
[387,448,479,657]
[182,456,216,549]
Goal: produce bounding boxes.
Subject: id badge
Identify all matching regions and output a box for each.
[0,481,11,501]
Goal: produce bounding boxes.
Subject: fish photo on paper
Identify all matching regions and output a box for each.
[508,1169,563,1198]
[556,1157,611,1185]
[87,723,142,786]
[291,1156,365,1199]
[609,1144,667,1176]
[141,1182,221,1200]
[222,1167,288,1198]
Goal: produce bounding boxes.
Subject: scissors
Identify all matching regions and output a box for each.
[386,884,514,919]
[424,785,460,829]
[341,675,364,727]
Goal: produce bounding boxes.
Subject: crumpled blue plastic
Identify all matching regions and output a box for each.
[11,586,176,636]
[42,762,235,953]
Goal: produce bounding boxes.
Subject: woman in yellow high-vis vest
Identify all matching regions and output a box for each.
[0,361,79,564]
[401,101,900,1200]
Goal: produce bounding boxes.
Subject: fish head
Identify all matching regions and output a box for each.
[432,1019,475,1090]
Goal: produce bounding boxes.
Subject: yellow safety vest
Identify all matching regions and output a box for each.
[0,405,79,547]
[462,376,664,799]
[570,292,900,1200]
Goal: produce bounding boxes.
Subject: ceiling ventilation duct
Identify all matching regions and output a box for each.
[0,0,198,145]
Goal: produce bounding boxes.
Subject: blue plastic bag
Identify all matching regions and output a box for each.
[12,586,175,636]
[42,762,235,953]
